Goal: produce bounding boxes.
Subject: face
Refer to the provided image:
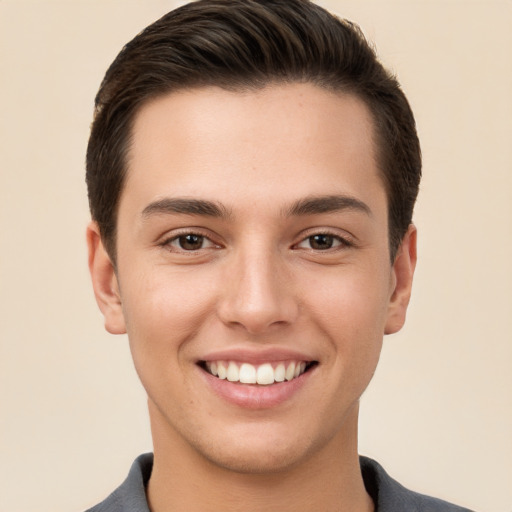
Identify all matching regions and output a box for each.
[88,83,416,474]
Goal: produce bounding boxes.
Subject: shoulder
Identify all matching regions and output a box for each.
[360,456,476,512]
[84,453,153,512]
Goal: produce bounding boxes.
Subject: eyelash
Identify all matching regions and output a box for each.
[160,229,354,253]
[160,230,219,252]
[294,231,354,251]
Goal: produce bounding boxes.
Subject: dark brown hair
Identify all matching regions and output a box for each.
[86,0,421,262]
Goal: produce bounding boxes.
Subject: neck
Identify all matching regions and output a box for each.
[146,401,374,512]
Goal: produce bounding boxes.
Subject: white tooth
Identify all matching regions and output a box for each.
[239,363,257,384]
[294,363,301,378]
[227,362,240,382]
[285,362,296,381]
[256,363,275,385]
[300,362,306,375]
[274,363,285,382]
[217,362,227,379]
[210,362,218,376]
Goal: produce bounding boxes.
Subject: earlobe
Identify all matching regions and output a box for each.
[384,224,417,335]
[86,222,126,335]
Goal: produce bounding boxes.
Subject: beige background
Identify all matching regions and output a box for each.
[1,1,511,511]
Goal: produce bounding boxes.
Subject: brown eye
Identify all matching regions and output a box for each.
[177,234,205,250]
[308,234,335,250]
[164,232,218,253]
[296,233,348,251]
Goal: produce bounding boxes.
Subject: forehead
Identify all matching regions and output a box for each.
[122,83,385,217]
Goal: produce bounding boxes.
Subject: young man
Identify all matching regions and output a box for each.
[85,1,473,510]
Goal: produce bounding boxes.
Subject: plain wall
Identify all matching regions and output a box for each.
[1,1,510,511]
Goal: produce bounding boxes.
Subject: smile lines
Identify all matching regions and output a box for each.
[203,360,314,385]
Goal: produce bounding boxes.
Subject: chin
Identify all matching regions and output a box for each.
[201,437,313,475]
[189,418,339,475]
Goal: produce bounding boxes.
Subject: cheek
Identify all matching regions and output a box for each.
[304,265,389,370]
[306,261,391,328]
[119,267,218,365]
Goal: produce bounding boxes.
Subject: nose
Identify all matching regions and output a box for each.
[217,247,299,335]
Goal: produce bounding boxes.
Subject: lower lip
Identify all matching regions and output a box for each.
[199,366,314,409]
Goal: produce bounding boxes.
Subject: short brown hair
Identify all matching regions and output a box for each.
[86,0,421,262]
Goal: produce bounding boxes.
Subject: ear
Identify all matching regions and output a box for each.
[384,224,417,335]
[86,221,126,335]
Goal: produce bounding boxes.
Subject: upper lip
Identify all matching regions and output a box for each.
[198,347,318,364]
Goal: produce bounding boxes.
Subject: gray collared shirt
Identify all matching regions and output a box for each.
[85,453,475,511]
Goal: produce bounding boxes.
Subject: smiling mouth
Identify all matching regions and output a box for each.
[199,360,318,385]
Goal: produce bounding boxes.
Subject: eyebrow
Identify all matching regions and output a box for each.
[284,195,372,217]
[141,198,231,219]
[141,194,371,220]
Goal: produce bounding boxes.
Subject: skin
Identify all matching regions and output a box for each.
[88,83,416,512]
